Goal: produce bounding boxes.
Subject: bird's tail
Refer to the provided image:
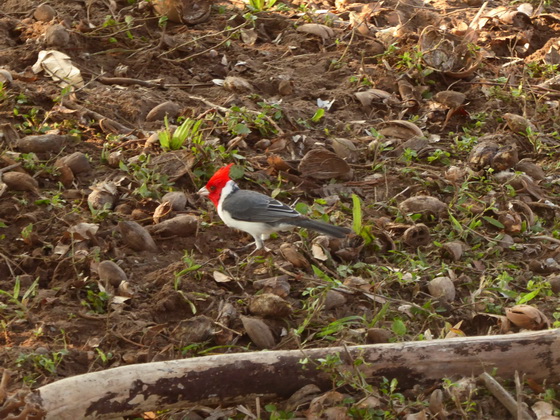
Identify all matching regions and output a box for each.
[287,218,352,238]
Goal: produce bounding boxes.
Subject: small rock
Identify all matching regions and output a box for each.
[34,4,56,21]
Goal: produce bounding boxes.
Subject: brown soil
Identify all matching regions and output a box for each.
[1,0,560,418]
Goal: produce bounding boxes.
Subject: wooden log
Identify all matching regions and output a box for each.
[28,329,559,419]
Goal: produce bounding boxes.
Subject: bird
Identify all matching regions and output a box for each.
[198,164,351,250]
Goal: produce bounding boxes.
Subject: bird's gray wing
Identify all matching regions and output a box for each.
[222,190,301,223]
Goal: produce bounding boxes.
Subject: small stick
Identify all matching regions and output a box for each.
[478,372,533,420]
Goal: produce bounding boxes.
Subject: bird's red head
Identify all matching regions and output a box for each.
[200,163,234,207]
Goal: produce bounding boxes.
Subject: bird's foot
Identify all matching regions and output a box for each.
[248,247,272,257]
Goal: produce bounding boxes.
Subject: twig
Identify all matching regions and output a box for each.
[0,369,10,404]
[478,372,533,420]
[0,163,22,174]
[97,76,164,89]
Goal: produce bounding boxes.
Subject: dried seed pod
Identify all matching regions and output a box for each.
[147,214,198,237]
[428,276,456,302]
[298,148,353,181]
[2,171,39,192]
[492,145,518,171]
[46,25,70,48]
[378,120,423,140]
[34,4,57,21]
[399,196,447,220]
[505,305,549,330]
[296,23,335,40]
[497,211,522,235]
[468,141,500,170]
[17,134,68,153]
[354,89,393,107]
[504,113,537,134]
[441,241,465,261]
[117,281,134,297]
[324,290,347,310]
[515,159,545,180]
[240,316,276,349]
[444,165,467,183]
[87,189,116,211]
[0,69,13,85]
[248,293,292,318]
[161,191,187,211]
[331,137,358,162]
[279,243,310,269]
[173,316,214,343]
[429,389,445,417]
[58,152,91,175]
[98,260,128,288]
[119,221,158,252]
[253,276,291,298]
[55,163,74,188]
[366,328,392,344]
[223,76,253,93]
[433,90,466,108]
[152,0,211,24]
[403,223,431,247]
[146,101,181,122]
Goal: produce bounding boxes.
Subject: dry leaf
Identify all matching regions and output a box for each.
[378,120,423,140]
[296,23,335,40]
[354,89,392,107]
[298,148,353,181]
[213,271,232,283]
[32,50,84,88]
[505,305,549,330]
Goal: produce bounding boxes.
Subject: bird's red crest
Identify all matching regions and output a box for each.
[204,164,234,206]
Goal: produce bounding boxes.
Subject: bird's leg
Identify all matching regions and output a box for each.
[250,235,271,255]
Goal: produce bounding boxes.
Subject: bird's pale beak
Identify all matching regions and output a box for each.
[198,186,209,197]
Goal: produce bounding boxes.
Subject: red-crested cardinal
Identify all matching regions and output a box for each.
[198,164,351,250]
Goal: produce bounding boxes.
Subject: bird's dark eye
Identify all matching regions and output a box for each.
[209,186,216,191]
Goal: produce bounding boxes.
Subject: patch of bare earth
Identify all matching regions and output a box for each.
[1,0,560,418]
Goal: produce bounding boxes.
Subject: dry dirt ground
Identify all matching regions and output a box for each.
[1,0,560,418]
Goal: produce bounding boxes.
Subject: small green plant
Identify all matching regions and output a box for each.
[265,404,295,420]
[0,276,40,318]
[246,0,277,12]
[158,116,203,151]
[310,108,325,123]
[16,349,68,376]
[81,285,109,314]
